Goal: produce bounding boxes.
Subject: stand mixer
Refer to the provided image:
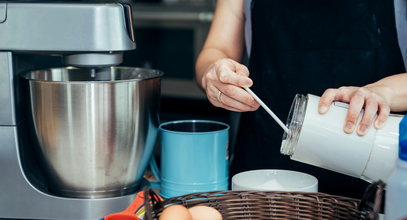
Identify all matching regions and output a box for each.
[0,2,153,219]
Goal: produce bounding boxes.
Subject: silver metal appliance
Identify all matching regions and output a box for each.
[0,2,156,219]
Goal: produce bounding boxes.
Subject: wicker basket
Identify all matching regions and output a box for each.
[143,181,384,220]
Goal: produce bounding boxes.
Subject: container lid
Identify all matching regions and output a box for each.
[399,115,407,161]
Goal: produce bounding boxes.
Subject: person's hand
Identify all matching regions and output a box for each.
[318,86,393,136]
[201,58,260,112]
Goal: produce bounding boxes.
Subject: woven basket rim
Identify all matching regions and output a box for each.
[144,182,384,220]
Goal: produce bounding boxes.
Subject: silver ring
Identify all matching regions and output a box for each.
[216,90,222,103]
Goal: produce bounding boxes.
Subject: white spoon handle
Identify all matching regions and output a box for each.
[244,87,290,134]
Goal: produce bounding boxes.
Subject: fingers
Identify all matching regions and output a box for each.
[319,87,357,114]
[375,102,390,129]
[235,63,250,77]
[218,65,252,88]
[320,86,391,136]
[319,89,337,114]
[202,59,260,112]
[344,90,365,134]
[356,98,378,136]
[207,84,259,112]
[347,88,391,135]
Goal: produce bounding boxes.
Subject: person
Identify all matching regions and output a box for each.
[319,73,407,135]
[195,0,406,198]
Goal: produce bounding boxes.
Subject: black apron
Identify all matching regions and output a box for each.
[231,0,405,198]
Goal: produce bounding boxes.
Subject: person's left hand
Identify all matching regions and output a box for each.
[318,86,393,136]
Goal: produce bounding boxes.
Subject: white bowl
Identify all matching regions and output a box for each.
[231,169,318,192]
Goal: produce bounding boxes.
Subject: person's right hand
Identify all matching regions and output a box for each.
[318,86,394,136]
[201,58,260,112]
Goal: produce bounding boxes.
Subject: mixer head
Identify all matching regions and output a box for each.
[0,2,136,66]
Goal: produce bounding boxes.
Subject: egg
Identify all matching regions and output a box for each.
[159,204,192,220]
[188,205,223,220]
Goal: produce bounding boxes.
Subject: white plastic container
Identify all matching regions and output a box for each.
[384,115,407,220]
[280,94,402,182]
[231,169,318,192]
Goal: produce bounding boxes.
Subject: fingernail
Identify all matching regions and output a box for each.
[344,122,354,133]
[375,120,384,129]
[319,106,328,114]
[357,124,368,136]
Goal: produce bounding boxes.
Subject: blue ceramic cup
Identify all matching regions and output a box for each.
[159,120,229,198]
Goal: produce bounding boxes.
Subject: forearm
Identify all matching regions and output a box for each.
[365,73,407,112]
[194,0,245,90]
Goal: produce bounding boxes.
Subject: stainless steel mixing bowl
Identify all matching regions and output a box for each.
[23,67,163,198]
